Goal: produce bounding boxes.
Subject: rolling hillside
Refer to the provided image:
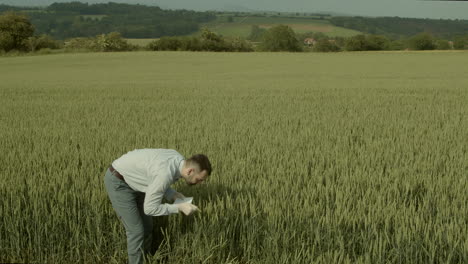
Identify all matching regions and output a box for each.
[193,15,362,38]
[126,15,363,47]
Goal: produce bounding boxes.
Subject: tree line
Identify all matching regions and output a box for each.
[1,12,467,55]
[330,16,468,40]
[0,2,215,39]
[295,31,467,52]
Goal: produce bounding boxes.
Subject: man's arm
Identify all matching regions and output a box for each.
[164,188,185,202]
[164,188,177,201]
[143,174,179,216]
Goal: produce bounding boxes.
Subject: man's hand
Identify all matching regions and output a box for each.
[177,203,199,216]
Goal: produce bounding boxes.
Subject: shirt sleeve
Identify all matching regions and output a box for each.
[143,171,179,216]
[164,188,177,201]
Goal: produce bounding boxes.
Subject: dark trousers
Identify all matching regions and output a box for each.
[104,168,153,264]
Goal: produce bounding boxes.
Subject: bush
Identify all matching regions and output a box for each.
[312,39,340,52]
[147,35,252,52]
[64,37,97,51]
[26,34,61,52]
[200,28,230,51]
[146,29,252,52]
[435,39,451,50]
[225,37,254,52]
[147,37,182,51]
[1,49,22,56]
[345,35,367,51]
[345,34,389,51]
[148,36,203,51]
[179,37,202,51]
[409,32,436,50]
[453,36,466,50]
[365,35,390,50]
[200,38,229,51]
[65,32,134,52]
[95,32,133,52]
[261,25,302,52]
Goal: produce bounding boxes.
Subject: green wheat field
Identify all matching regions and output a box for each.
[0,51,467,263]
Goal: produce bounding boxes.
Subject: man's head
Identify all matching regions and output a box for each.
[181,154,212,185]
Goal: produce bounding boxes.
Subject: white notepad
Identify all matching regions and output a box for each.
[173,197,193,204]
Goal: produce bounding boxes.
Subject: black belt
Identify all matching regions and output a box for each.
[109,165,126,182]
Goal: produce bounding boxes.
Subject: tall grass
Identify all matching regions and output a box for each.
[0,51,467,263]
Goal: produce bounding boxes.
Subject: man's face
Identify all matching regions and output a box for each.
[186,168,208,185]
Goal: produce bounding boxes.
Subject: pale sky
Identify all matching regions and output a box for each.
[2,0,468,20]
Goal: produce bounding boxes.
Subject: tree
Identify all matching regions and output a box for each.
[260,25,302,52]
[312,39,340,52]
[435,39,450,50]
[63,37,96,51]
[200,28,228,51]
[345,34,390,51]
[179,37,202,51]
[0,12,35,52]
[94,32,132,51]
[345,34,367,51]
[148,36,182,51]
[201,28,222,43]
[64,32,133,52]
[365,35,390,50]
[26,34,61,52]
[409,32,436,50]
[453,36,466,50]
[226,37,253,52]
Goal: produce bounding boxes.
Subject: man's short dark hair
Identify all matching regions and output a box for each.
[186,154,212,176]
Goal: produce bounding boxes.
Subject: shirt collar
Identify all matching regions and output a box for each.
[176,159,185,180]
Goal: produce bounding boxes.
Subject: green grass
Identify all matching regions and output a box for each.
[194,16,362,38]
[0,51,467,263]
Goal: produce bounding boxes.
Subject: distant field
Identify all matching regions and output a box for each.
[22,9,48,13]
[81,14,107,21]
[1,51,467,263]
[194,16,362,38]
[126,16,362,45]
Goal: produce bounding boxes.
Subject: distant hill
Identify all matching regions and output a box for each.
[0,2,216,39]
[0,0,253,12]
[193,15,362,38]
[1,2,467,41]
[330,16,468,39]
